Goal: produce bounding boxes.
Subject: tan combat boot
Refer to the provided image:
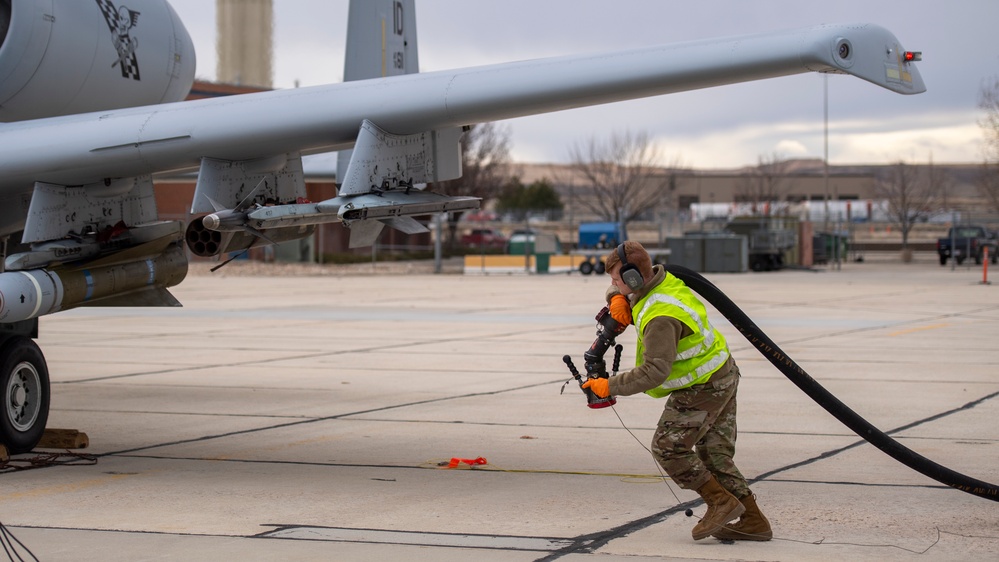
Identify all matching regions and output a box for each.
[712,492,772,541]
[691,475,745,540]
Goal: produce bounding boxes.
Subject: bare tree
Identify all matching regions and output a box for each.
[565,130,678,231]
[735,153,794,215]
[874,159,942,250]
[435,122,514,249]
[979,77,999,212]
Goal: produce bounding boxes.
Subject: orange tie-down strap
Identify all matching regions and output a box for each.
[444,457,488,469]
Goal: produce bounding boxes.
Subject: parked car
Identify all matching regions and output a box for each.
[937,226,998,266]
[461,228,507,249]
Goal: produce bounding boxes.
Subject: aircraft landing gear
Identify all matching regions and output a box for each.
[0,322,50,455]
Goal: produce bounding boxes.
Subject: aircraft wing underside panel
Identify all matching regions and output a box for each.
[22,177,159,244]
[191,153,308,215]
[338,120,464,196]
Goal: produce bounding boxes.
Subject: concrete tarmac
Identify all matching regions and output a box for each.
[2,258,998,561]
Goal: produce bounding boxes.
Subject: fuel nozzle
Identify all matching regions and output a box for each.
[562,306,629,409]
[584,307,628,378]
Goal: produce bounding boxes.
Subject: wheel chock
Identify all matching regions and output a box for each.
[37,429,90,450]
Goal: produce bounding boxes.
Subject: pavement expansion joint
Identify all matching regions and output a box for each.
[257,525,577,551]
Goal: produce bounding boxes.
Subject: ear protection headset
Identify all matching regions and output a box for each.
[616,244,645,290]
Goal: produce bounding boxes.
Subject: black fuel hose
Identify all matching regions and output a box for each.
[663,264,999,502]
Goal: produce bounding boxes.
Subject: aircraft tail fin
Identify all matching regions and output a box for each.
[343,0,419,81]
[337,0,419,179]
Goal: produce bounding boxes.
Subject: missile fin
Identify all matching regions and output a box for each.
[381,216,429,235]
[348,220,386,248]
[234,179,267,212]
[88,287,183,308]
[242,225,279,246]
[205,196,226,213]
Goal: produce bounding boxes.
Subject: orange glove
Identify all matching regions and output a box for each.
[581,377,610,398]
[609,294,632,326]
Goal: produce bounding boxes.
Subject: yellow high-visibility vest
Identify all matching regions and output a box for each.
[633,273,730,398]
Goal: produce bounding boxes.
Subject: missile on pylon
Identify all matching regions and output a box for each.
[0,244,188,324]
[185,215,316,258]
[199,191,480,232]
[5,221,185,271]
[5,240,102,272]
[321,191,479,248]
[200,210,242,232]
[187,190,480,255]
[320,191,480,223]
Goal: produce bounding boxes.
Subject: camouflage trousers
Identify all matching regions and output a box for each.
[650,360,750,498]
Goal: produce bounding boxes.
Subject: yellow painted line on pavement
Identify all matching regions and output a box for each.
[888,323,950,337]
[4,472,137,501]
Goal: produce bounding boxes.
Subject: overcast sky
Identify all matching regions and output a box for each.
[167,0,999,169]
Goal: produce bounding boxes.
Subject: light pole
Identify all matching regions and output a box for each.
[824,73,830,232]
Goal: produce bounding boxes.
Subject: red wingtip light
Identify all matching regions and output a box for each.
[903,51,922,62]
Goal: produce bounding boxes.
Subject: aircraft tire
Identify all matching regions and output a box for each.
[0,337,50,454]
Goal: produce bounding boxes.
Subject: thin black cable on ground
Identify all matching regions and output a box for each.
[663,264,999,502]
[0,521,39,562]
